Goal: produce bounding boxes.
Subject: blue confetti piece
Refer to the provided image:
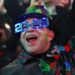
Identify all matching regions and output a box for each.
[64,61,71,71]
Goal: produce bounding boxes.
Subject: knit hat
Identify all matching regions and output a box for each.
[18,5,51,22]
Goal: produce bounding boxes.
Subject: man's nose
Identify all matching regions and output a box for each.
[27,27,35,32]
[28,26,34,30]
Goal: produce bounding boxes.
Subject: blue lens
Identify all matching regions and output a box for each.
[15,17,49,33]
[22,21,29,32]
[40,17,49,28]
[32,18,40,29]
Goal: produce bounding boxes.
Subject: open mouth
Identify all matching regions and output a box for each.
[26,35,38,43]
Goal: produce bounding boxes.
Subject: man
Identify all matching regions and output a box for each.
[44,0,73,15]
[0,5,75,75]
[0,19,18,69]
[44,0,75,45]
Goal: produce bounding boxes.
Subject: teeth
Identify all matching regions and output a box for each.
[26,35,37,42]
[27,35,36,39]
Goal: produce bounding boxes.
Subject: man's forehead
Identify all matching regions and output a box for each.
[25,18,39,23]
[25,18,37,21]
[25,18,34,22]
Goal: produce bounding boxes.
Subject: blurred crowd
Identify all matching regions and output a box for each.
[0,0,75,69]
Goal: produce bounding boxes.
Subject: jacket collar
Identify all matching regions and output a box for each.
[15,45,63,64]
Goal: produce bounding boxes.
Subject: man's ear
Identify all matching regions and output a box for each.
[47,30,55,41]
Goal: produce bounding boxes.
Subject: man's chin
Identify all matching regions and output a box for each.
[27,50,43,55]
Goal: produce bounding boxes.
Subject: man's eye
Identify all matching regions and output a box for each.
[33,19,40,29]
[22,21,28,31]
[23,24,27,29]
[40,18,49,27]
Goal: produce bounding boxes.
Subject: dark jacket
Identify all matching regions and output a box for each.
[52,1,75,45]
[0,37,75,75]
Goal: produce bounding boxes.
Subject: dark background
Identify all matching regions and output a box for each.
[0,0,75,69]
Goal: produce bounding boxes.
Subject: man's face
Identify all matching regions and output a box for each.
[20,18,55,55]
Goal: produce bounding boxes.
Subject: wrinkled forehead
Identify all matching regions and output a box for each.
[24,17,46,22]
[25,18,34,24]
[25,18,41,23]
[20,17,49,23]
